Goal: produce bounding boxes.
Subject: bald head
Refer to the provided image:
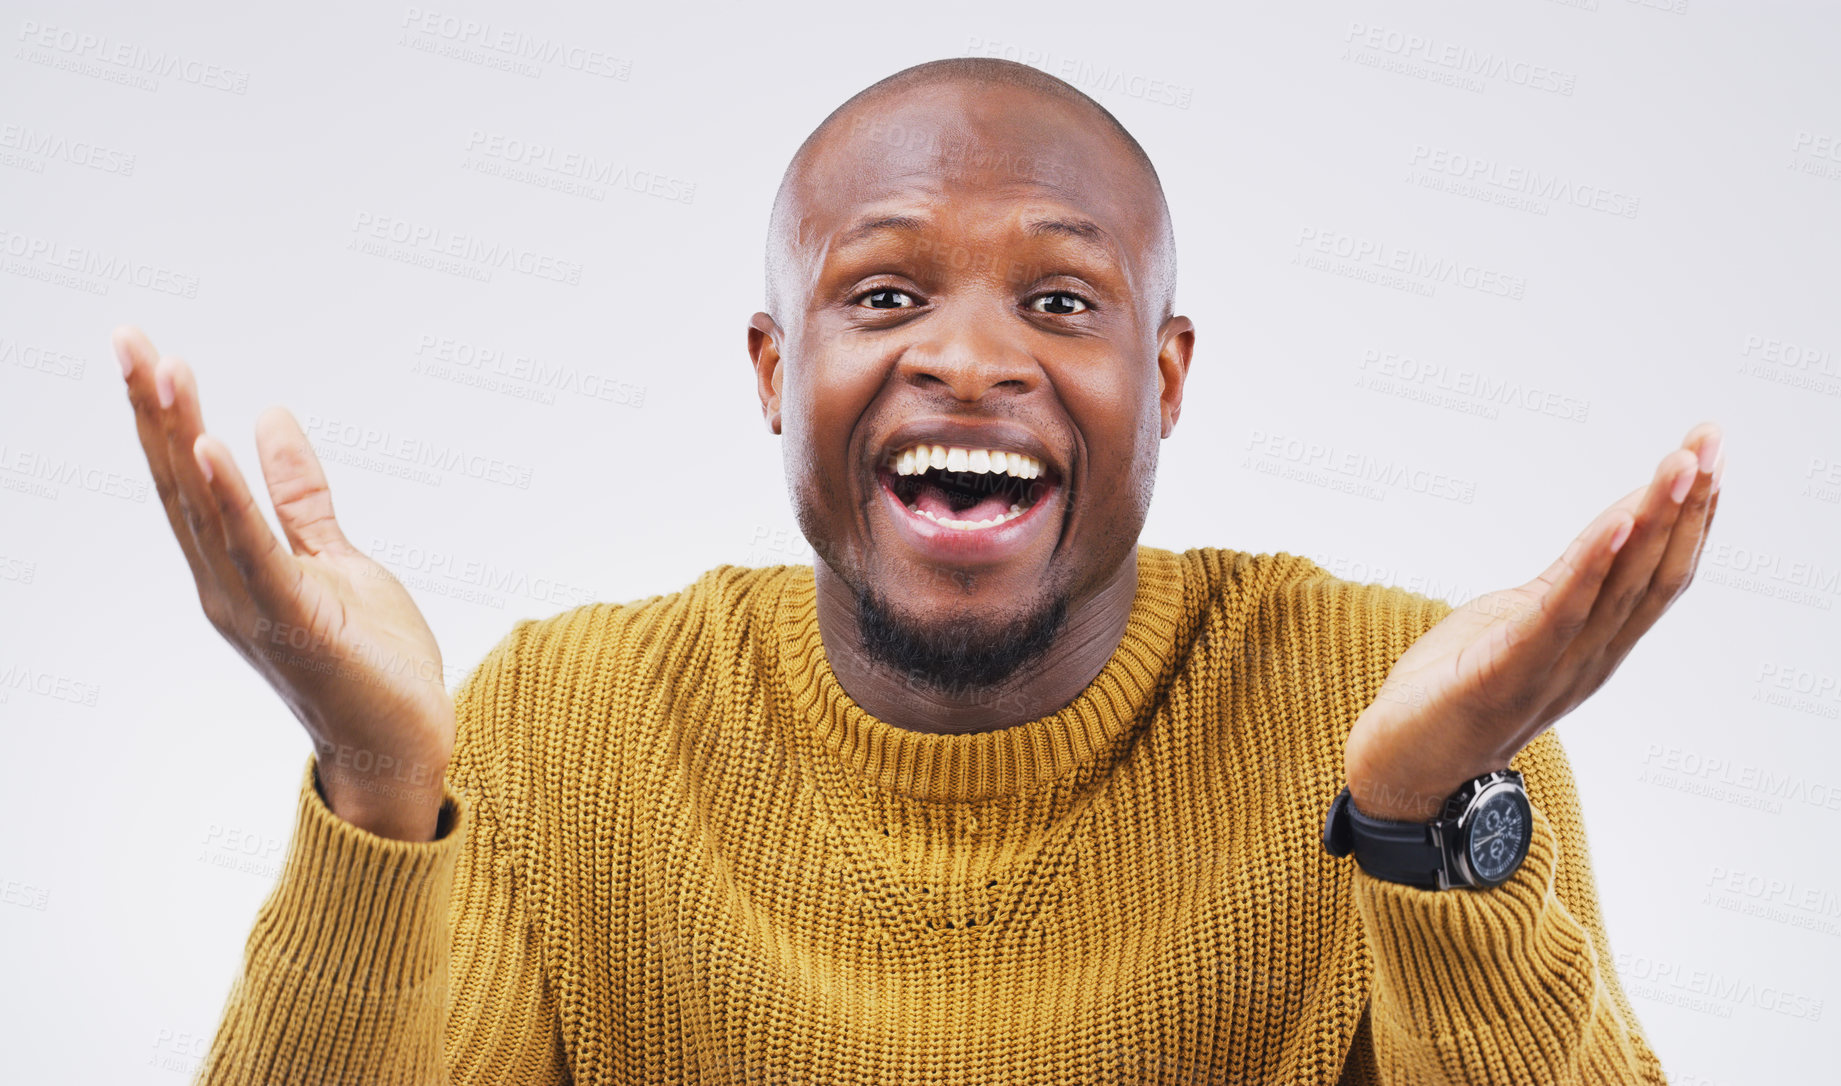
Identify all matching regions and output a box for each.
[765,57,1178,327]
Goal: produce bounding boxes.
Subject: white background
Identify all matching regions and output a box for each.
[3,1,1838,1082]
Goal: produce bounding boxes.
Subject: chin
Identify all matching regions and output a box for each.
[852,578,1069,693]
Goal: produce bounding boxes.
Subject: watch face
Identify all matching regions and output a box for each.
[1465,788,1530,885]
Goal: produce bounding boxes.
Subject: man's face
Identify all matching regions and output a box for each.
[750,80,1192,687]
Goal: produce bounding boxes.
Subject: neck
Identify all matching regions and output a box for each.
[813,549,1139,735]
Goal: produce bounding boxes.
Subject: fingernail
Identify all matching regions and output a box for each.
[195,439,214,483]
[1669,459,1695,503]
[1698,432,1722,475]
[155,360,174,408]
[115,340,133,380]
[1610,517,1634,553]
[1710,454,1724,495]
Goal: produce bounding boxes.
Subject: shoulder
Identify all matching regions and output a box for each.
[499,561,799,677]
[1157,545,1455,638]
[1244,548,1453,647]
[448,562,802,800]
[1157,545,1455,711]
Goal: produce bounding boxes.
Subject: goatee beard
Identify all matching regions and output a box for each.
[852,584,1069,694]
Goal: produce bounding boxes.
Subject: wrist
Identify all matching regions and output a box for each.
[1344,746,1512,823]
[1344,777,1455,823]
[314,762,449,842]
[1325,769,1534,891]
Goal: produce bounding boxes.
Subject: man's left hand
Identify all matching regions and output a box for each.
[1343,422,1724,822]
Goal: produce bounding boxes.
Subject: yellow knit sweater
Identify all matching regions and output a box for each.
[196,546,1666,1084]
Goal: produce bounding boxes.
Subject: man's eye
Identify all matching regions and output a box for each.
[1029,292,1088,315]
[860,289,917,310]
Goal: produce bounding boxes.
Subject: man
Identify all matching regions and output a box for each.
[120,58,1719,1083]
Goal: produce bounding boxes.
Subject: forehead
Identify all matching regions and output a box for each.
[784,81,1161,264]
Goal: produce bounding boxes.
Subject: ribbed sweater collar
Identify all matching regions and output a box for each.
[773,545,1187,804]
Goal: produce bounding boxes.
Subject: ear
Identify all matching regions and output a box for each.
[747,312,785,435]
[1154,314,1195,438]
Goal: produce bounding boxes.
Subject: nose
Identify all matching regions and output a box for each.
[894,299,1040,402]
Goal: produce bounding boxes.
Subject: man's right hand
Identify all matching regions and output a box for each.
[114,325,456,842]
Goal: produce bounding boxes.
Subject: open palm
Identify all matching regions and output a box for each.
[114,326,453,840]
[1344,422,1723,821]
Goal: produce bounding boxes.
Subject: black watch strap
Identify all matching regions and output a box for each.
[1322,786,1447,889]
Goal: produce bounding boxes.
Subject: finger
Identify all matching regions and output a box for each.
[114,326,214,590]
[1600,424,1723,664]
[1526,481,1646,593]
[156,355,253,612]
[255,406,353,557]
[1490,501,1634,703]
[193,432,304,615]
[1563,442,1701,660]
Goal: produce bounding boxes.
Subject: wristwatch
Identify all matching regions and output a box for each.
[1321,769,1533,890]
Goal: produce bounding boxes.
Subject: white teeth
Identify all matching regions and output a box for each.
[905,502,1030,530]
[887,443,1046,479]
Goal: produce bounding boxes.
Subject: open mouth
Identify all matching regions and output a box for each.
[877,443,1058,531]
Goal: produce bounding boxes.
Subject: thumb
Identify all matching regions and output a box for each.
[255,405,352,557]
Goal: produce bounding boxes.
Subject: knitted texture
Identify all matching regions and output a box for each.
[193,545,1666,1084]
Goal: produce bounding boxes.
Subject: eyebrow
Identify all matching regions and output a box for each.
[834,214,928,248]
[833,213,1119,260]
[1023,217,1109,246]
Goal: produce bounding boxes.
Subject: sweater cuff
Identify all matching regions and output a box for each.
[1353,804,1597,1038]
[242,754,470,995]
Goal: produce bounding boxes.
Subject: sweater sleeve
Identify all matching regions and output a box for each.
[1352,728,1667,1085]
[192,624,569,1086]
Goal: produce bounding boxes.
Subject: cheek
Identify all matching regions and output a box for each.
[1062,368,1159,477]
[779,341,886,503]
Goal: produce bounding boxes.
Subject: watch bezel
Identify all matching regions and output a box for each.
[1442,773,1532,889]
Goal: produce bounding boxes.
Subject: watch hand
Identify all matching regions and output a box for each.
[1473,825,1513,850]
